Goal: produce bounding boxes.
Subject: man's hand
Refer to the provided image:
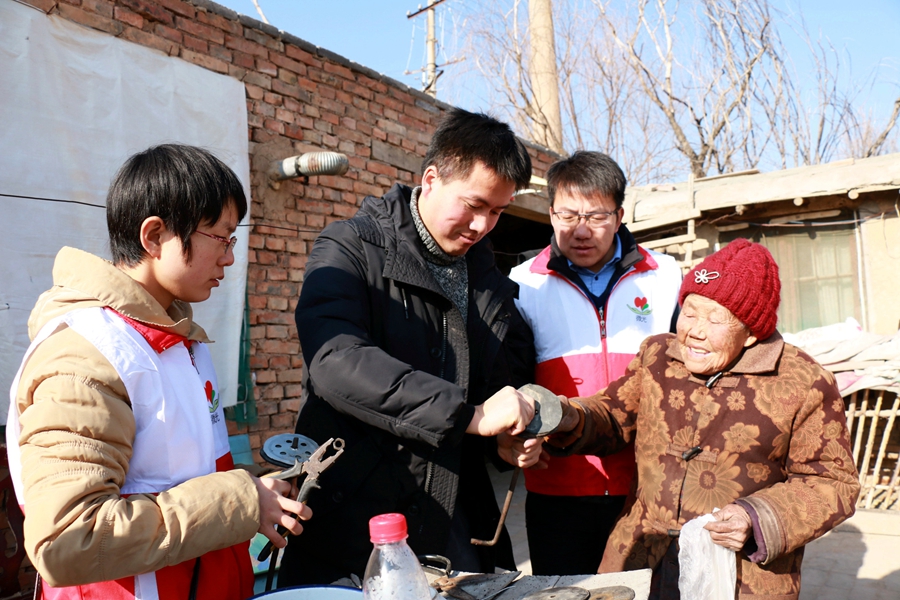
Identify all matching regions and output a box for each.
[704,503,752,551]
[497,433,549,469]
[253,476,313,548]
[467,386,535,437]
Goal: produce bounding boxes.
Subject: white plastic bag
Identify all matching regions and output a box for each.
[678,511,737,600]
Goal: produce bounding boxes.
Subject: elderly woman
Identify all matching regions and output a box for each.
[516,240,860,599]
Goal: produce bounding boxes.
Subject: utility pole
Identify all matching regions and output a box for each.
[528,0,564,153]
[407,0,449,97]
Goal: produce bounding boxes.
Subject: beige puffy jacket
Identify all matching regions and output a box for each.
[11,247,260,587]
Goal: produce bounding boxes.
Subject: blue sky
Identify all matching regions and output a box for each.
[211,0,899,130]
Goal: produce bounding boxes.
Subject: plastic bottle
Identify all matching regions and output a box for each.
[362,513,433,600]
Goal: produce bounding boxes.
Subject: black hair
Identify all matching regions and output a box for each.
[422,107,532,190]
[546,151,627,208]
[107,144,247,267]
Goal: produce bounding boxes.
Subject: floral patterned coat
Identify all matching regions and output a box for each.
[555,332,860,599]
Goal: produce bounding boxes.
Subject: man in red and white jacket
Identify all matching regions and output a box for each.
[507,151,682,575]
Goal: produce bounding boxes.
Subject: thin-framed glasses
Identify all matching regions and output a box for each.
[194,229,237,251]
[551,210,617,228]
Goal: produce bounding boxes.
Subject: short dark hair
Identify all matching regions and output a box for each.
[422,107,532,190]
[107,144,247,267]
[546,151,627,208]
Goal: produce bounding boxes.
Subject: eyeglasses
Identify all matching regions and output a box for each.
[194,229,237,251]
[551,210,618,227]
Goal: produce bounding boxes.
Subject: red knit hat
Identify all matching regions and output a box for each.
[678,239,781,340]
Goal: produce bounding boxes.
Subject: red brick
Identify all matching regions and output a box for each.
[285,45,322,68]
[268,268,288,281]
[268,356,291,369]
[176,15,223,44]
[119,0,173,25]
[269,53,306,76]
[233,51,256,70]
[120,25,179,55]
[245,27,283,52]
[114,6,143,28]
[263,118,285,135]
[276,369,304,383]
[278,69,299,86]
[265,90,284,105]
[317,85,336,101]
[314,120,334,134]
[57,3,124,35]
[255,368,276,383]
[243,70,271,90]
[260,340,299,355]
[342,80,374,101]
[389,87,415,104]
[199,10,242,35]
[156,0,195,19]
[368,161,398,178]
[267,325,289,339]
[182,34,208,53]
[358,75,388,94]
[323,61,354,80]
[154,22,182,43]
[267,296,288,311]
[225,33,267,58]
[273,79,312,103]
[181,49,228,74]
[257,58,277,77]
[271,413,295,429]
[281,398,302,411]
[249,356,268,369]
[279,124,300,141]
[82,0,114,18]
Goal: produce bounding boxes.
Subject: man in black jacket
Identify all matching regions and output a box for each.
[277,108,537,586]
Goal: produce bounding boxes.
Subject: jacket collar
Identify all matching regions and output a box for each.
[665,330,785,375]
[29,247,208,342]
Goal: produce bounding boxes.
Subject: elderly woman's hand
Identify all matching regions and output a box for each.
[557,396,581,433]
[704,503,753,551]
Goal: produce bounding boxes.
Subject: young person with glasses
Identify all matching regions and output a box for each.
[6,144,310,599]
[506,151,683,575]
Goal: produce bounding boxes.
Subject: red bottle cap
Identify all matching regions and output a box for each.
[369,513,408,544]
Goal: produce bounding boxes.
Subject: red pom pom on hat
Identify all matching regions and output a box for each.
[678,239,781,340]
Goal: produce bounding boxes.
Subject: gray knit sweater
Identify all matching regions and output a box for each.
[409,187,468,320]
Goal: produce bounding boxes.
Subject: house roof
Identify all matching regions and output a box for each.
[623,152,900,232]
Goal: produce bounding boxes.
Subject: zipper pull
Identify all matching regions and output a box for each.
[599,308,607,339]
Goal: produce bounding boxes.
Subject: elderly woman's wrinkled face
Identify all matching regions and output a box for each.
[676,294,758,375]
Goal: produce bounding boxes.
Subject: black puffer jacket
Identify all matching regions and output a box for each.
[278,184,535,586]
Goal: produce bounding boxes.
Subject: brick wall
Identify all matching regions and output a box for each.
[16,0,559,467]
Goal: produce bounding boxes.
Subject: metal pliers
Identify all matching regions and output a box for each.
[257,437,345,562]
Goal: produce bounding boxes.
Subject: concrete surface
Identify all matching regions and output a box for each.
[488,464,900,599]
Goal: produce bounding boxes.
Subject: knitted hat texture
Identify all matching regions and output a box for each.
[678,238,781,339]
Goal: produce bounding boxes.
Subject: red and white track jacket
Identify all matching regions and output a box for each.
[510,238,681,496]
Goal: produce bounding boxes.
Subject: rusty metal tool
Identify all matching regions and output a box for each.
[259,437,345,591]
[431,572,522,600]
[471,384,562,547]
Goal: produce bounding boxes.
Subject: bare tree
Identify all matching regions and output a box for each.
[444,0,900,184]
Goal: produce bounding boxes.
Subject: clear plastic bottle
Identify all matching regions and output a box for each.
[362,513,433,600]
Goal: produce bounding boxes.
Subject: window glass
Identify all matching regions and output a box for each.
[719,221,860,334]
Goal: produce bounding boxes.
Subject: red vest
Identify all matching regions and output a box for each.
[510,246,681,496]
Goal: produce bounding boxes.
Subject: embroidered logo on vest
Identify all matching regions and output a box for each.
[205,381,220,423]
[627,296,652,317]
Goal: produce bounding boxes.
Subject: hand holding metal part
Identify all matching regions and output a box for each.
[257,436,345,562]
[471,384,562,547]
